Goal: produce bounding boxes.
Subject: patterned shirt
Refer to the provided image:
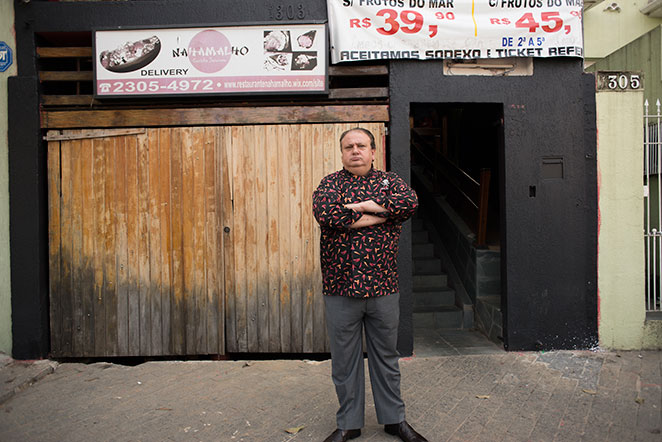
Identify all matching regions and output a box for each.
[312,167,418,298]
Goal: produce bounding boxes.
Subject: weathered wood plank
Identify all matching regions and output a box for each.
[44,129,145,141]
[148,129,164,355]
[42,95,99,107]
[191,127,207,354]
[39,71,93,82]
[310,124,326,353]
[114,136,129,355]
[71,139,85,354]
[244,126,259,353]
[254,126,269,353]
[328,65,388,76]
[92,138,106,355]
[59,139,74,357]
[79,139,96,356]
[265,125,281,352]
[378,123,386,167]
[277,125,292,353]
[136,132,151,355]
[41,105,390,128]
[37,47,93,58]
[328,87,389,99]
[203,127,219,353]
[181,128,196,354]
[103,136,119,356]
[301,126,315,353]
[220,127,236,353]
[318,124,339,352]
[47,141,63,356]
[231,126,248,352]
[125,134,141,355]
[158,128,173,354]
[290,126,303,353]
[169,129,186,355]
[214,128,226,355]
[41,92,392,107]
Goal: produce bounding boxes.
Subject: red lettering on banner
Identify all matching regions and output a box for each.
[490,18,511,25]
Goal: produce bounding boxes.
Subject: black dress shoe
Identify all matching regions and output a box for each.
[323,428,361,442]
[384,421,428,442]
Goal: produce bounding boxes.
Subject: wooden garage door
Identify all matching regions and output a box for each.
[48,123,385,357]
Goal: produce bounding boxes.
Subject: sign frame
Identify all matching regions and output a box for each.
[93,21,328,99]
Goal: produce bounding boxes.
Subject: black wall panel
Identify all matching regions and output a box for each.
[389,59,598,350]
[8,75,49,359]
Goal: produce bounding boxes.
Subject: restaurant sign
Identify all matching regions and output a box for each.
[326,0,584,63]
[94,23,327,98]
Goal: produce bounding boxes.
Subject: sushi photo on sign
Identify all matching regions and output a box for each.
[263,30,291,52]
[99,36,161,73]
[292,52,317,71]
[264,53,292,71]
[296,30,316,49]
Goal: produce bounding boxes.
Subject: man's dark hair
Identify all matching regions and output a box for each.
[339,127,376,150]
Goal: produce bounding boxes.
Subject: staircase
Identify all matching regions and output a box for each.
[411,217,464,329]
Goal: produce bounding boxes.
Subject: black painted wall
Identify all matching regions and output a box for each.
[389,59,598,350]
[11,0,597,357]
[8,76,49,360]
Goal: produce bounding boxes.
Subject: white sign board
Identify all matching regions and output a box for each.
[94,23,327,97]
[326,0,583,63]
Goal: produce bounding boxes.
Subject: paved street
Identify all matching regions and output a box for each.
[0,350,660,441]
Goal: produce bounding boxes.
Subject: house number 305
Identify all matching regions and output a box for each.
[607,74,641,90]
[597,71,644,92]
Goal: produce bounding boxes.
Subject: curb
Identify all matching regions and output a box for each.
[0,360,59,406]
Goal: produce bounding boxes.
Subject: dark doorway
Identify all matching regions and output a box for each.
[409,103,505,354]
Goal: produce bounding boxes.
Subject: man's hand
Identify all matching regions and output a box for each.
[349,214,387,229]
[344,200,389,214]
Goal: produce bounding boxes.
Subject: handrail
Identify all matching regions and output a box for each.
[411,128,491,247]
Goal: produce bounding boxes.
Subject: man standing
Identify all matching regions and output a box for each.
[313,128,427,442]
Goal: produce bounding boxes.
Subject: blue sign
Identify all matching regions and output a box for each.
[0,42,13,73]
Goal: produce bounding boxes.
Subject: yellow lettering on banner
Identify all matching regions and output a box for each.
[472,0,477,36]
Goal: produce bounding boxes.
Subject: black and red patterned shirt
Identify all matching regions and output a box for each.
[313,167,418,298]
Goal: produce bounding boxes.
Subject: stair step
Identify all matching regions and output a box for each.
[412,243,434,258]
[413,306,463,329]
[413,258,442,274]
[412,230,429,244]
[413,274,448,290]
[412,218,425,231]
[414,288,456,307]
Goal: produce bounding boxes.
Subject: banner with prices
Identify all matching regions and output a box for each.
[94,23,327,98]
[327,0,583,63]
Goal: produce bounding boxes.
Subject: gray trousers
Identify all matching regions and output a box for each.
[324,293,406,430]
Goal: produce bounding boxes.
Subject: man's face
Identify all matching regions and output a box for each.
[340,130,375,175]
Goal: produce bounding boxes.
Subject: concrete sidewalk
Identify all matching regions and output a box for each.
[0,353,58,405]
[0,350,660,441]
